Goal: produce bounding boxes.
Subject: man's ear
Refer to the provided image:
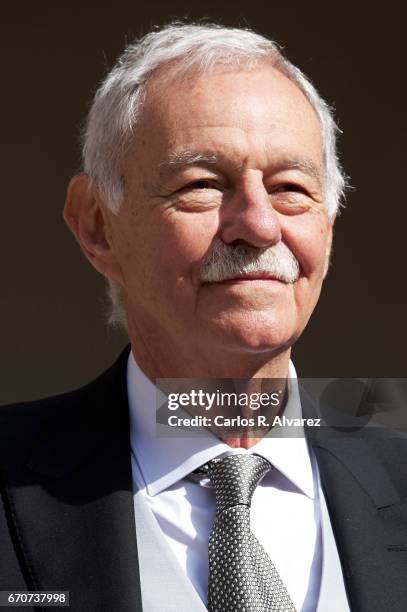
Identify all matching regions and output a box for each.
[63,173,123,283]
[323,217,335,278]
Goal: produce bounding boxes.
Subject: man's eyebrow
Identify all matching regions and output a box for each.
[159,150,323,188]
[159,150,219,171]
[277,158,323,185]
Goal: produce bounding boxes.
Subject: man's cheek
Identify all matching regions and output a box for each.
[298,238,328,276]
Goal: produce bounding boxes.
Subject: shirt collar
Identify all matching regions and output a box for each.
[127,352,315,499]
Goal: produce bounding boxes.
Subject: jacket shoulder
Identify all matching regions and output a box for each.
[0,346,131,466]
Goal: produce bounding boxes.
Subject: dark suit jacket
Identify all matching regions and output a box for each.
[1,346,407,611]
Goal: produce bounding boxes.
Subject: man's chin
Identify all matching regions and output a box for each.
[203,318,298,355]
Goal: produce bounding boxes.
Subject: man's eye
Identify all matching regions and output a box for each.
[271,183,306,194]
[182,179,216,189]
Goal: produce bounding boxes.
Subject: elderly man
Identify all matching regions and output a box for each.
[1,22,407,612]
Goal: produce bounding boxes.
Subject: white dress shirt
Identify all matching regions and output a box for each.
[127,351,323,611]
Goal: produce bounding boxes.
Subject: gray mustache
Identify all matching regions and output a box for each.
[199,241,300,283]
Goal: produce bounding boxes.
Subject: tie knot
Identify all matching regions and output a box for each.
[206,454,271,513]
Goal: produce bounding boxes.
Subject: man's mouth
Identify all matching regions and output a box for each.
[219,272,285,283]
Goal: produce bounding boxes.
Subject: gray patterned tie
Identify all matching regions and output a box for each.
[202,454,297,612]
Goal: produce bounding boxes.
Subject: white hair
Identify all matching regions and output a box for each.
[200,240,300,284]
[82,22,347,330]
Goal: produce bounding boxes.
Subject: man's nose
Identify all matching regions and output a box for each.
[219,173,282,247]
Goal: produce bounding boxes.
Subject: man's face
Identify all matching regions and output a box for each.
[108,64,332,362]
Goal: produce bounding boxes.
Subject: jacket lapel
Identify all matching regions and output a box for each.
[312,437,407,611]
[300,385,407,611]
[4,347,142,611]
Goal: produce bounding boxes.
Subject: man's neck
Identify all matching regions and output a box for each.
[128,329,292,449]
